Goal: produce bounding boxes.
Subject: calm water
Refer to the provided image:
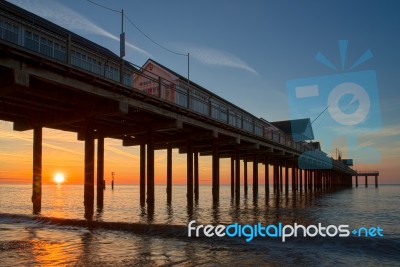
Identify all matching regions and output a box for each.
[0,184,399,266]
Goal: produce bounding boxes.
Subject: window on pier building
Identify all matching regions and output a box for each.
[176,83,188,107]
[105,65,120,82]
[190,90,208,115]
[0,20,18,44]
[124,72,133,87]
[54,42,66,61]
[40,36,53,57]
[24,30,39,52]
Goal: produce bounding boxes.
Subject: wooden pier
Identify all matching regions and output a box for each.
[0,1,358,220]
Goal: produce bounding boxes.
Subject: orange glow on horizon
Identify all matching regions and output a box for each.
[0,122,399,185]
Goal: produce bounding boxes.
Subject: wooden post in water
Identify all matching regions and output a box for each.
[194,149,199,202]
[96,137,104,209]
[273,159,279,192]
[230,156,234,198]
[235,148,241,200]
[299,168,303,192]
[365,175,368,188]
[375,175,378,188]
[244,159,248,196]
[84,129,95,220]
[285,161,289,193]
[279,162,283,192]
[291,163,296,192]
[187,141,194,205]
[265,158,269,195]
[32,126,42,215]
[140,143,146,206]
[253,152,258,198]
[212,145,219,203]
[147,133,155,207]
[166,145,172,204]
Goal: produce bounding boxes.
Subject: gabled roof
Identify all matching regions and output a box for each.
[143,59,206,90]
[271,118,314,141]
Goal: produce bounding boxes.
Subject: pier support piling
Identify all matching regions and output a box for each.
[147,133,155,207]
[140,143,146,206]
[235,148,241,200]
[212,145,219,203]
[291,164,296,192]
[253,152,258,198]
[187,141,194,205]
[284,161,289,193]
[279,162,283,192]
[244,159,248,196]
[194,150,199,202]
[32,126,42,215]
[166,145,172,203]
[230,157,234,198]
[96,137,104,209]
[265,158,269,195]
[84,129,95,220]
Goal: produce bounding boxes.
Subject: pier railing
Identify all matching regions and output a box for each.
[0,7,324,156]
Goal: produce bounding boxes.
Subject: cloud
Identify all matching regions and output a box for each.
[104,144,138,160]
[179,45,258,75]
[0,128,83,155]
[7,0,151,57]
[328,125,400,138]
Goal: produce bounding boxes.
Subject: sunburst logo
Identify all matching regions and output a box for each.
[286,40,381,167]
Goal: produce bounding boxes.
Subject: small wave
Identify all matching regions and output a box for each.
[0,213,188,237]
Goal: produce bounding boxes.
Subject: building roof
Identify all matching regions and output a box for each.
[271,118,314,141]
[0,1,137,71]
[141,59,264,119]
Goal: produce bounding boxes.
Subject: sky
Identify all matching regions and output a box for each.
[1,0,400,184]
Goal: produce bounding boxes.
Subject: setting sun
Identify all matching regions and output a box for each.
[53,173,65,184]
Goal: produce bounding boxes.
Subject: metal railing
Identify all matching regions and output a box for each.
[0,8,319,156]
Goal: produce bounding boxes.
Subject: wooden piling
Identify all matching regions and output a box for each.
[253,152,258,197]
[284,161,289,192]
[32,126,42,215]
[147,133,155,206]
[244,159,248,196]
[265,158,269,194]
[187,141,193,205]
[230,156,234,198]
[235,148,241,199]
[140,143,146,206]
[212,145,219,203]
[84,130,95,220]
[194,149,199,201]
[166,145,172,203]
[96,137,104,209]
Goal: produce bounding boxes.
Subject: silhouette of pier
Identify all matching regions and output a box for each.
[355,171,379,188]
[1,2,357,220]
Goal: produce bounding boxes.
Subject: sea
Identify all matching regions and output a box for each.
[0,184,399,266]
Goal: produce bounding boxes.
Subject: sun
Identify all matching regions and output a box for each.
[53,172,65,184]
